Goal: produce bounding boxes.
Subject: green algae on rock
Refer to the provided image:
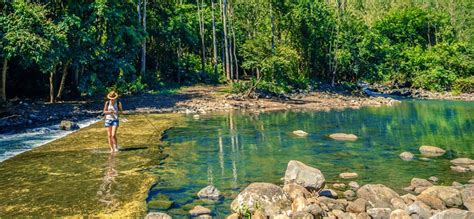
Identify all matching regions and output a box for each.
[0,114,183,217]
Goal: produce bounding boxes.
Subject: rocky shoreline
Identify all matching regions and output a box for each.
[365,84,474,101]
[0,86,401,134]
[147,155,474,219]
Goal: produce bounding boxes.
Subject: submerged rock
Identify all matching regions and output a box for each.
[430,208,474,219]
[292,130,309,137]
[145,212,172,219]
[399,152,415,161]
[230,182,291,217]
[329,133,358,141]
[284,160,325,192]
[189,205,211,217]
[450,158,474,167]
[357,184,400,209]
[420,186,462,208]
[59,120,79,131]
[339,172,358,179]
[451,165,470,173]
[419,145,446,157]
[197,185,221,200]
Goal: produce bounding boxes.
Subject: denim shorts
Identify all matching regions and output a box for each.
[105,119,119,127]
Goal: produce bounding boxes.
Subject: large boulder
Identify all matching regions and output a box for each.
[430,208,474,219]
[407,201,431,219]
[284,160,325,192]
[461,184,474,211]
[357,184,400,209]
[419,145,446,157]
[59,120,79,131]
[329,133,358,141]
[197,185,221,200]
[420,186,462,208]
[230,182,291,217]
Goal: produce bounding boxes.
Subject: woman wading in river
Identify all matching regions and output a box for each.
[103,91,123,153]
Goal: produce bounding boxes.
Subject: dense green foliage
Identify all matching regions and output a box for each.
[0,0,473,101]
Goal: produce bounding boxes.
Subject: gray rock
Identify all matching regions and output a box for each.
[428,176,439,183]
[230,182,291,217]
[292,211,314,219]
[59,120,79,130]
[419,145,446,157]
[145,212,172,219]
[197,185,221,200]
[389,209,410,219]
[317,197,346,211]
[429,208,474,219]
[356,184,400,209]
[189,205,211,217]
[407,201,432,219]
[304,204,323,217]
[461,184,474,211]
[420,186,463,208]
[346,198,367,213]
[399,152,415,161]
[367,208,391,219]
[452,181,463,189]
[284,160,325,192]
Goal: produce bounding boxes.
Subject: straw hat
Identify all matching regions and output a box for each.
[107,91,119,100]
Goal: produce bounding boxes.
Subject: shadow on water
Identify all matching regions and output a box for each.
[148,100,474,217]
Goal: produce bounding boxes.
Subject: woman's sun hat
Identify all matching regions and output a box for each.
[107,91,119,100]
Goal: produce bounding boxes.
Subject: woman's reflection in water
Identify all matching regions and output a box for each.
[97,152,119,212]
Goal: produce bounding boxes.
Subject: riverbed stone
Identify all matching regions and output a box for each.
[389,209,410,219]
[428,176,439,183]
[59,120,79,130]
[401,194,417,205]
[420,186,462,208]
[461,184,474,211]
[317,197,346,211]
[230,182,291,216]
[145,212,172,219]
[197,185,221,200]
[430,208,474,219]
[329,133,358,141]
[450,158,474,167]
[292,211,314,219]
[333,183,346,190]
[367,208,391,219]
[346,198,367,213]
[344,190,356,201]
[349,181,360,191]
[407,201,432,219]
[304,204,323,217]
[356,184,400,209]
[451,165,470,173]
[284,160,325,192]
[356,212,370,219]
[408,178,433,194]
[416,193,446,210]
[189,205,211,217]
[293,130,309,137]
[390,197,407,210]
[399,152,414,161]
[339,172,358,179]
[419,145,446,157]
[283,183,312,200]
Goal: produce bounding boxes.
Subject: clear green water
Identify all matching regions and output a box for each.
[147,100,473,217]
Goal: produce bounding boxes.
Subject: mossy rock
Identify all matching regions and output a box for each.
[148,194,174,210]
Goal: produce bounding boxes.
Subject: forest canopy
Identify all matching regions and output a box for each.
[1,0,473,102]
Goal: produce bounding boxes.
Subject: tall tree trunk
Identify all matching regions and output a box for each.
[141,0,147,77]
[1,59,7,102]
[229,5,238,81]
[211,0,218,77]
[222,0,230,81]
[270,3,275,53]
[197,0,206,74]
[232,28,239,81]
[49,67,56,103]
[56,60,71,100]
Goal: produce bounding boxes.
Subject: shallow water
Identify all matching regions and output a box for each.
[148,100,473,217]
[0,118,98,162]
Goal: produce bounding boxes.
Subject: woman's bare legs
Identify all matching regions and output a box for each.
[111,125,119,151]
[107,126,114,152]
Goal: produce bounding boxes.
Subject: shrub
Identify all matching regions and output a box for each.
[452,76,474,94]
